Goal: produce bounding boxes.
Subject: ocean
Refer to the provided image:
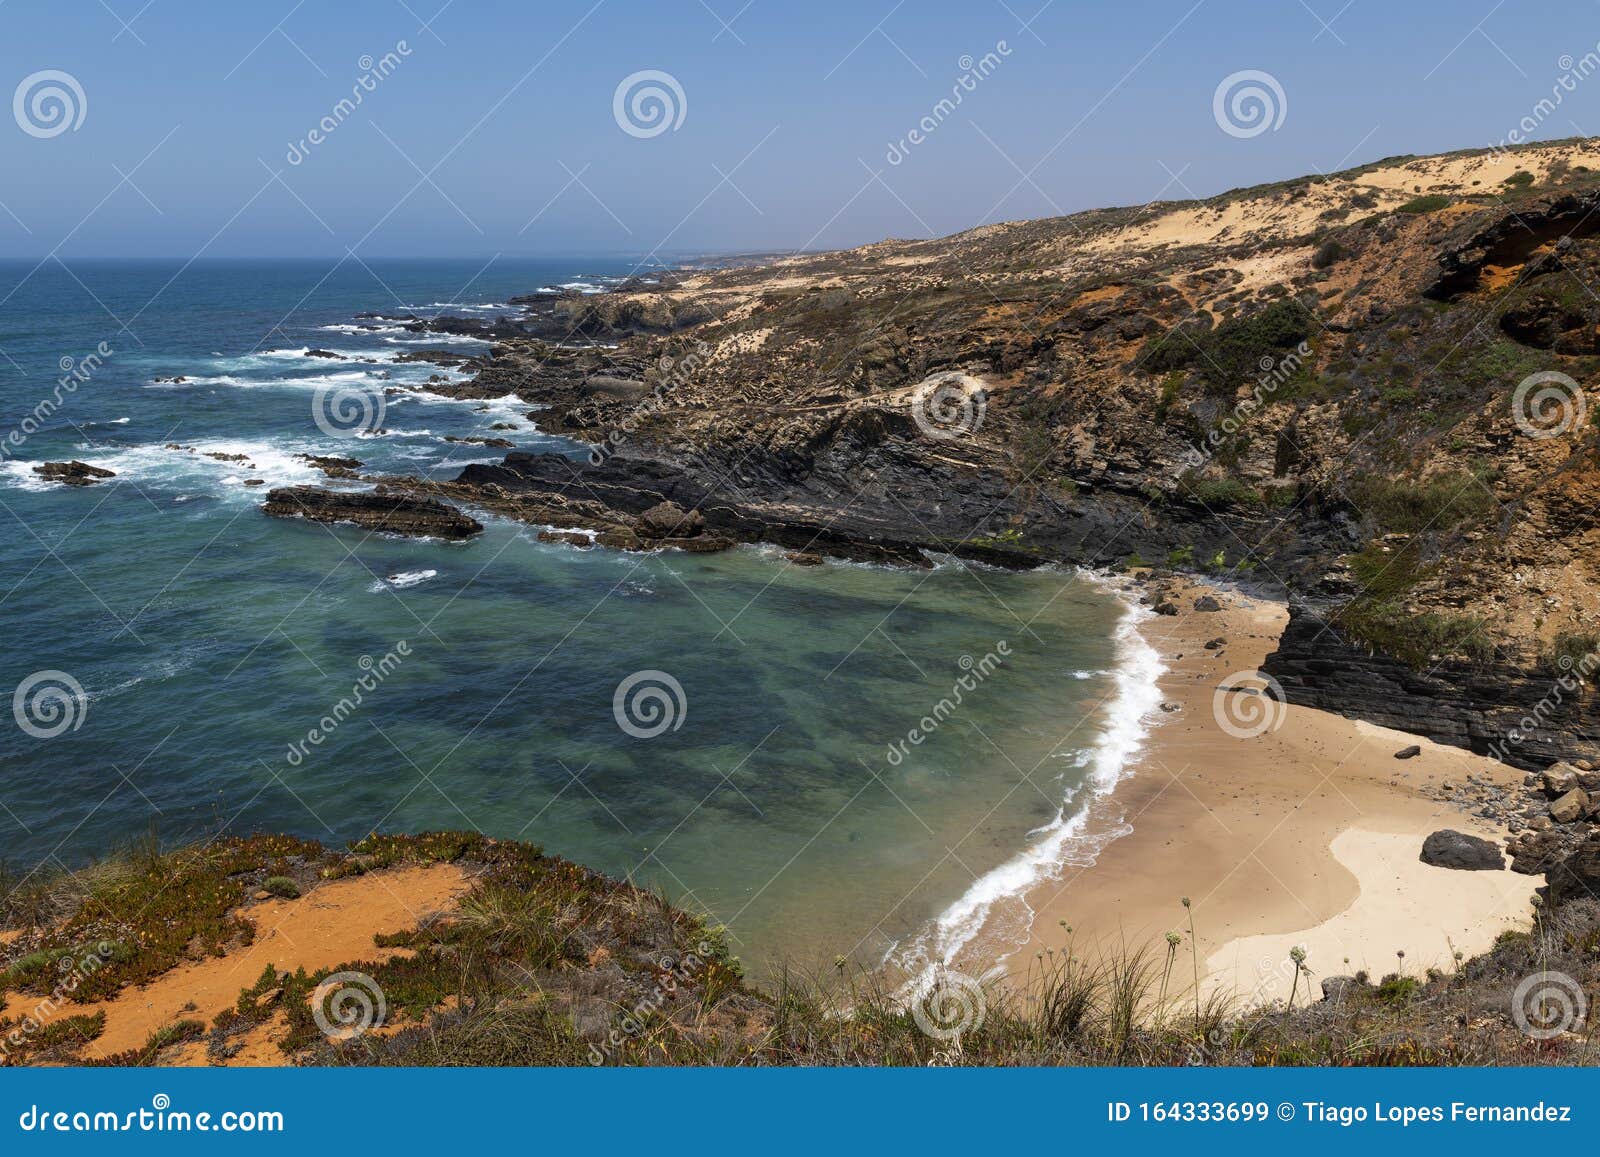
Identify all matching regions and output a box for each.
[0,258,1160,977]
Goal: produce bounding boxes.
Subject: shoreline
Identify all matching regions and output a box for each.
[998,573,1534,1003]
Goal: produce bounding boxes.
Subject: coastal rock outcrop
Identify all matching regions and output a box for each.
[262,486,483,539]
[33,461,115,486]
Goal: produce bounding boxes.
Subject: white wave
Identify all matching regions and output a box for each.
[369,569,438,591]
[897,585,1167,989]
[317,323,408,335]
[381,332,490,346]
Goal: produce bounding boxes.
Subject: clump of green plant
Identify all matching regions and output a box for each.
[1502,170,1535,188]
[1396,194,1451,214]
[1541,632,1600,686]
[1310,239,1347,269]
[1179,475,1263,510]
[263,876,300,899]
[1139,298,1313,392]
[1345,471,1494,535]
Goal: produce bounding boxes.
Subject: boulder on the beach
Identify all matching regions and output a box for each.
[1153,600,1178,616]
[1204,636,1226,650]
[1542,762,1581,797]
[1548,830,1600,903]
[1420,829,1504,871]
[1549,788,1589,824]
[1394,744,1422,759]
[32,461,115,486]
[1193,595,1222,612]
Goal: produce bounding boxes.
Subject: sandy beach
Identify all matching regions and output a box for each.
[1010,576,1534,1005]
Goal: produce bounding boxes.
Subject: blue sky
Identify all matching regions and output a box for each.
[1,0,1598,257]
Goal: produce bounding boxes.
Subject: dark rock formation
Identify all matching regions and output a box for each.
[1394,745,1421,759]
[262,486,482,539]
[1193,595,1222,612]
[33,461,114,486]
[1420,829,1504,871]
[1263,602,1600,772]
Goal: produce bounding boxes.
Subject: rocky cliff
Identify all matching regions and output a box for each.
[356,139,1600,766]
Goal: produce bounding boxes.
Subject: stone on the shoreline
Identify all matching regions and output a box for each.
[638,501,704,539]
[32,460,115,486]
[1193,595,1222,612]
[1549,788,1589,824]
[1394,744,1422,759]
[1420,829,1504,871]
[1153,600,1178,616]
[786,551,825,566]
[1204,636,1226,650]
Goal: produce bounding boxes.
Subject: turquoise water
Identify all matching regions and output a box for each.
[0,260,1139,974]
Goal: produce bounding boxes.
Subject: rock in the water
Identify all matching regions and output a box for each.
[638,501,704,539]
[1549,787,1589,824]
[786,551,825,566]
[1394,744,1422,759]
[33,461,115,486]
[262,486,482,539]
[1193,595,1222,612]
[1420,829,1504,871]
[537,530,592,547]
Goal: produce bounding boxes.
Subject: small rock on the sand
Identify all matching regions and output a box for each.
[1203,636,1226,650]
[1160,701,1182,713]
[1193,595,1222,612]
[1153,600,1178,616]
[1420,829,1504,871]
[1394,744,1422,759]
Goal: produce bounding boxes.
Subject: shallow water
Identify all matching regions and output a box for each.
[0,259,1144,975]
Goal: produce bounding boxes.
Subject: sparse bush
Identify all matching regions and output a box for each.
[1397,194,1451,214]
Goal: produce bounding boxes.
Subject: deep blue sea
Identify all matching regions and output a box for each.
[0,258,1156,975]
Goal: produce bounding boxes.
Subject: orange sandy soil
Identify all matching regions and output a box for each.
[75,862,470,1065]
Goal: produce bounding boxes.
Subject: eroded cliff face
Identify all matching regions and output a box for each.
[369,140,1600,763]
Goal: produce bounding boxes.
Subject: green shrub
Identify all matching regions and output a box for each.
[1140,298,1313,392]
[1310,239,1347,269]
[1396,194,1451,214]
[1502,170,1535,187]
[263,876,300,899]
